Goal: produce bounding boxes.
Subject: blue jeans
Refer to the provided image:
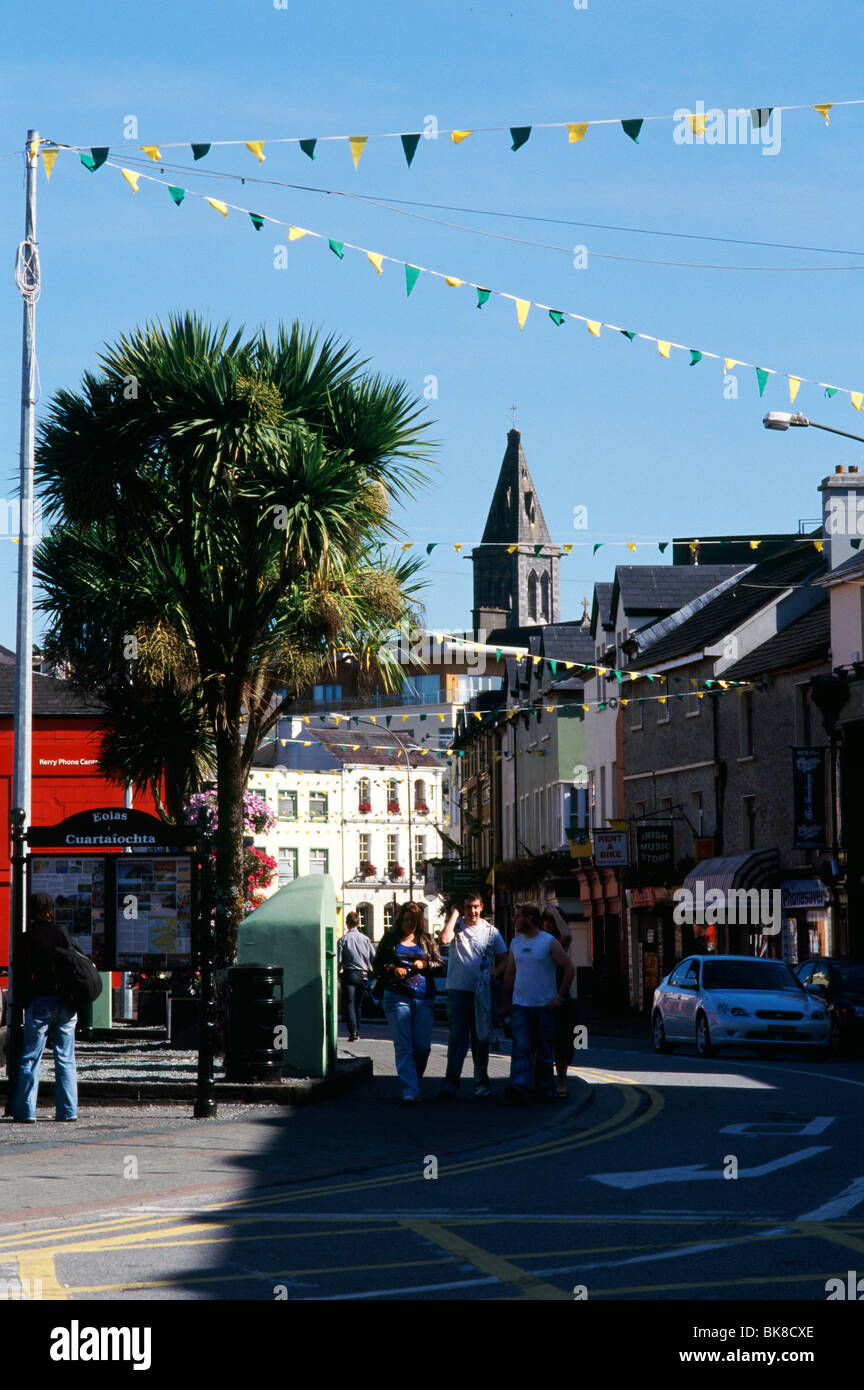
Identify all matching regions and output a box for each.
[13,995,78,1121]
[382,991,435,1099]
[509,1004,555,1098]
[443,988,490,1090]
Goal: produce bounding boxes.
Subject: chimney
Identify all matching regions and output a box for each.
[820,466,864,570]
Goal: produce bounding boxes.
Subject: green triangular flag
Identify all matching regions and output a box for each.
[405,265,420,296]
[248,212,265,231]
[476,288,491,308]
[620,330,635,341]
[191,144,211,161]
[510,126,532,151]
[401,133,421,166]
[658,541,669,554]
[825,387,838,398]
[646,674,655,683]
[299,139,317,161]
[426,543,437,554]
[750,108,773,129]
[614,670,623,684]
[689,350,703,366]
[385,716,392,727]
[598,702,607,712]
[533,544,542,556]
[168,186,186,207]
[550,661,557,674]
[549,310,565,326]
[852,538,862,550]
[621,119,643,144]
[90,148,109,170]
[79,153,96,171]
[496,649,502,661]
[756,367,770,397]
[419,713,426,721]
[593,543,603,556]
[329,240,344,259]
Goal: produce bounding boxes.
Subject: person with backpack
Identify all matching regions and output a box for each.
[10,892,91,1123]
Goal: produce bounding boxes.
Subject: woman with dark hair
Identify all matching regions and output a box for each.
[373,902,444,1102]
[541,903,579,1099]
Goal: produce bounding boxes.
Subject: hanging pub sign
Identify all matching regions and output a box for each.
[636,823,675,879]
[791,746,827,850]
[23,808,200,971]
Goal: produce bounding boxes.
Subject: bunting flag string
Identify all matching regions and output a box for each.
[39,98,863,169]
[57,154,864,414]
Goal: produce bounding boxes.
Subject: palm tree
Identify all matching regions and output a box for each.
[35,314,434,963]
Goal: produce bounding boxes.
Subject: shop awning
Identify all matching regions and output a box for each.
[681,849,779,897]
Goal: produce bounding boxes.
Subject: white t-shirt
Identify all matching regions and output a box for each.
[446,919,507,991]
[511,931,558,1008]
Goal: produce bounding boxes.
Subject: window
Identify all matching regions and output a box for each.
[356,903,374,938]
[540,571,551,620]
[278,847,298,885]
[358,833,371,865]
[414,779,427,812]
[528,571,538,620]
[312,684,342,704]
[657,693,670,724]
[357,777,371,812]
[414,834,426,868]
[309,792,328,822]
[387,833,398,864]
[686,689,702,717]
[249,787,266,802]
[383,901,397,932]
[739,690,754,757]
[386,778,400,813]
[668,959,693,986]
[402,674,442,702]
[742,796,757,851]
[309,848,329,875]
[277,790,297,820]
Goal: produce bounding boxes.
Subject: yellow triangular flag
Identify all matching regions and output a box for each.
[454,544,463,553]
[813,539,824,552]
[582,704,589,712]
[562,544,572,555]
[658,696,666,705]
[349,136,367,168]
[367,252,385,275]
[245,141,266,163]
[852,392,864,411]
[401,542,413,551]
[121,168,140,193]
[451,130,472,144]
[208,198,228,217]
[749,539,762,550]
[507,544,518,554]
[445,276,462,288]
[41,147,59,180]
[596,666,607,676]
[587,320,601,337]
[140,145,161,162]
[515,298,531,330]
[789,376,801,404]
[567,122,589,143]
[288,226,308,241]
[686,113,707,138]
[658,340,671,358]
[724,358,737,371]
[626,542,637,552]
[629,670,638,680]
[813,104,833,125]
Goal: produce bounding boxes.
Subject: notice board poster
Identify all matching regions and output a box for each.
[28,856,107,969]
[115,857,193,969]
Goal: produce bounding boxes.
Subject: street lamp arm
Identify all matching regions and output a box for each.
[806,420,864,446]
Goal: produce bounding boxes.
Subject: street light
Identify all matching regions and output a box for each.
[763,412,864,445]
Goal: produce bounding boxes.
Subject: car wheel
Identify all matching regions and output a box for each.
[695,1012,715,1058]
[652,1010,674,1054]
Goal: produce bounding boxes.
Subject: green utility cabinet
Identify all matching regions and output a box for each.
[236,874,337,1077]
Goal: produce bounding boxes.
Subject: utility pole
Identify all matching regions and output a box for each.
[7,131,41,1103]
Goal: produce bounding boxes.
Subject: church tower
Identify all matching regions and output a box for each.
[471,429,561,634]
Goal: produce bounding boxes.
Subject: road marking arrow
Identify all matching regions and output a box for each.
[591,1146,830,1190]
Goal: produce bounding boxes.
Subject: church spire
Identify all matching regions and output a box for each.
[479,428,553,547]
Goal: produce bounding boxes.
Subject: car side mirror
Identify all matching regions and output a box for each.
[807,981,827,994]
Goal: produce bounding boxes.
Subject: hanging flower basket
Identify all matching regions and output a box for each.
[387,800,401,815]
[358,801,372,814]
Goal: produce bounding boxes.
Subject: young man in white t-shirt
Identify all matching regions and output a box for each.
[437,892,508,1099]
[501,903,574,1104]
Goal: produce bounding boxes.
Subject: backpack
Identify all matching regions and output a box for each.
[54,944,103,1011]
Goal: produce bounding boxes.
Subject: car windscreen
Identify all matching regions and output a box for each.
[702,961,803,993]
[830,962,864,994]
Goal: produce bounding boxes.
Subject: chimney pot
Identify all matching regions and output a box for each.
[837,465,846,474]
[850,465,859,474]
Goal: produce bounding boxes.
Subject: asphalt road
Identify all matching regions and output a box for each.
[3,1027,864,1303]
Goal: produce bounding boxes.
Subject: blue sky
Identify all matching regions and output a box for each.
[1,0,862,645]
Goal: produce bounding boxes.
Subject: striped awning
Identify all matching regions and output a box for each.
[681,849,779,897]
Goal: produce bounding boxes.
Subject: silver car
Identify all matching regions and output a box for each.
[652,954,831,1059]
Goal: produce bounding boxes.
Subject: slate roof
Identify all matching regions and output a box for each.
[478,430,556,547]
[306,726,440,769]
[612,565,747,620]
[721,597,830,681]
[817,550,864,585]
[539,625,595,663]
[591,583,614,635]
[631,544,827,668]
[0,665,104,718]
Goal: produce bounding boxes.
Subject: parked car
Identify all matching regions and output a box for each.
[795,957,864,1055]
[652,954,831,1059]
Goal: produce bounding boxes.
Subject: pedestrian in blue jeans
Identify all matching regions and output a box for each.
[372,902,445,1102]
[502,904,574,1105]
[10,893,79,1123]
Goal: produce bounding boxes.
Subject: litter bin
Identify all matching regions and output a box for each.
[223,964,284,1082]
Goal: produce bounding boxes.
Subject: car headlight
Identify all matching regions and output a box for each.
[716,1003,748,1017]
[809,1008,827,1021]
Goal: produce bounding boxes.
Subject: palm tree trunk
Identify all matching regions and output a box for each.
[214,726,246,965]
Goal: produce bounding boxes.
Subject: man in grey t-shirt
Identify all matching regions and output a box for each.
[437,892,507,1099]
